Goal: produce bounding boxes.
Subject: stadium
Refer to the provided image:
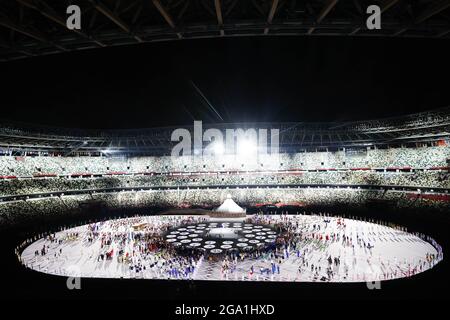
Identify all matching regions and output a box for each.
[1,107,449,301]
[1,0,450,308]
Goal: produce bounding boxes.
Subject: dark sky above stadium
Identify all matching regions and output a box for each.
[1,36,449,130]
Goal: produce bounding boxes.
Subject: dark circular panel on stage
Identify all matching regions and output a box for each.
[165,221,280,253]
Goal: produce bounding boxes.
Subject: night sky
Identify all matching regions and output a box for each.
[1,36,449,130]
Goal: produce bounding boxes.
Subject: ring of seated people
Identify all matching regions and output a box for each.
[0,146,448,196]
[1,145,448,228]
[1,146,449,176]
[1,185,449,229]
[0,170,448,198]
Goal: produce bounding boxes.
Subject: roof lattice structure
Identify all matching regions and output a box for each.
[0,0,449,61]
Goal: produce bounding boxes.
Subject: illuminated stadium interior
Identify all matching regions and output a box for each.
[1,108,449,219]
[0,108,447,299]
[1,5,449,305]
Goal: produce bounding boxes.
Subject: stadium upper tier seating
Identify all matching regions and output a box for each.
[0,146,449,198]
[1,146,449,177]
[0,145,448,228]
[1,107,449,228]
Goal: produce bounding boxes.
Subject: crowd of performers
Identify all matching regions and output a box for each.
[241,213,444,281]
[17,215,209,279]
[17,212,444,282]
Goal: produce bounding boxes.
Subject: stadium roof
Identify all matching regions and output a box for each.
[1,0,449,62]
[0,107,449,154]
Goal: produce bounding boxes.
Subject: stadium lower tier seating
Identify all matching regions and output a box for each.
[1,146,448,229]
[1,187,449,229]
[0,170,448,197]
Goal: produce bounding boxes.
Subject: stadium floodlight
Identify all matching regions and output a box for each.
[237,138,257,156]
[101,149,114,154]
[212,141,224,155]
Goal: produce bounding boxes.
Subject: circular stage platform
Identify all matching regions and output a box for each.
[165,221,279,253]
[20,214,443,283]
